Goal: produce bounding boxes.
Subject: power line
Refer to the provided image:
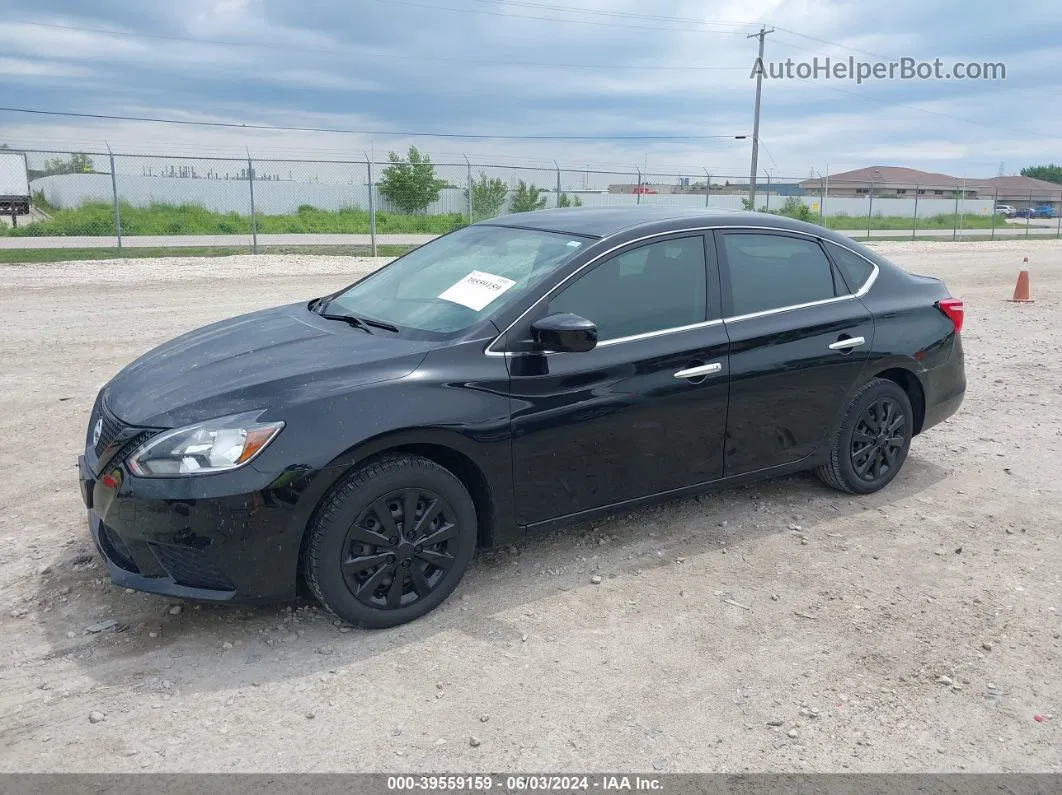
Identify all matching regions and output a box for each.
[0,106,750,141]
[770,26,896,61]
[368,0,751,34]
[11,20,745,71]
[790,77,1047,139]
[444,0,758,29]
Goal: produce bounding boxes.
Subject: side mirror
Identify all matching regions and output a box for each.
[530,313,598,353]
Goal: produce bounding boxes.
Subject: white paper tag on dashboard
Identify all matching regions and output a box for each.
[438,270,516,311]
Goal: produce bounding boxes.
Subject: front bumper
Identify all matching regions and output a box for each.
[78,450,324,605]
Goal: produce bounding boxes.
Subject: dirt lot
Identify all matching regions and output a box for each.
[1,241,1060,773]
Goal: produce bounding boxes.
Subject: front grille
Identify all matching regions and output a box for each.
[148,544,236,592]
[98,523,140,573]
[92,398,126,458]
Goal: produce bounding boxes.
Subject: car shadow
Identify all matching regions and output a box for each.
[31,455,948,696]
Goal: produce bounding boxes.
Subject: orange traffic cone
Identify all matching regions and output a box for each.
[1008,258,1034,303]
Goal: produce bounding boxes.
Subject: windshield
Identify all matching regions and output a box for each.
[323,225,592,335]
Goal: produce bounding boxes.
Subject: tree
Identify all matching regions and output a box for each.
[377,146,446,214]
[557,192,582,208]
[776,195,813,221]
[511,180,547,213]
[42,153,95,175]
[1020,164,1062,184]
[465,172,508,220]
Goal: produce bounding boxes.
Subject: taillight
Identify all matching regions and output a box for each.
[936,298,964,333]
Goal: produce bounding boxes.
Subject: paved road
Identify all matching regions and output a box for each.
[1,226,1059,249]
[0,233,438,248]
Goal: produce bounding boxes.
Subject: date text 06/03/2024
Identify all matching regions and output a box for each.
[385,775,664,791]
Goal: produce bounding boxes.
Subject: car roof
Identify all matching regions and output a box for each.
[481,206,839,240]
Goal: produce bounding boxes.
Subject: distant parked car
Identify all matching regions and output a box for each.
[1033,205,1055,219]
[995,205,1016,217]
[1014,208,1035,219]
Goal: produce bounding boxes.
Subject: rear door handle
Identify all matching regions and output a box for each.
[674,363,723,379]
[828,336,865,351]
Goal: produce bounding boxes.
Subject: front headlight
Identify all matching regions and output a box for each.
[126,411,284,477]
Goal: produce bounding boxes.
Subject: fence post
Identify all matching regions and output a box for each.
[464,155,473,225]
[957,178,967,239]
[1057,190,1061,238]
[247,154,258,254]
[912,185,920,239]
[991,187,998,241]
[764,171,771,211]
[866,182,874,240]
[554,160,561,208]
[955,186,964,242]
[635,167,642,205]
[703,169,711,208]
[1026,189,1033,239]
[107,147,122,253]
[365,154,377,257]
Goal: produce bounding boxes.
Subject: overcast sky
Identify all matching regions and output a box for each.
[1,0,1060,179]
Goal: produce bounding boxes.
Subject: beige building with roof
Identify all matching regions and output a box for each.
[799,167,1062,209]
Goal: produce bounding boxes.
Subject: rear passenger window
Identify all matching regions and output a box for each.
[824,241,875,293]
[721,233,837,316]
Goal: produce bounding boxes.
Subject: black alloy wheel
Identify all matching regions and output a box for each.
[304,454,477,628]
[342,488,458,609]
[816,377,914,495]
[850,397,907,483]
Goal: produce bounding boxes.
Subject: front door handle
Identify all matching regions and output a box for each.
[674,362,723,379]
[828,336,866,351]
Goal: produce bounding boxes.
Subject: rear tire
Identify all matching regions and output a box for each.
[816,378,913,495]
[303,454,477,628]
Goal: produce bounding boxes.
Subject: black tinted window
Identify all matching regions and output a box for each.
[824,241,875,293]
[722,234,837,316]
[548,237,707,341]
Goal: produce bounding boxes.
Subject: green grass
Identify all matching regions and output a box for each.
[823,212,1005,231]
[2,202,465,237]
[3,199,1014,240]
[0,244,415,264]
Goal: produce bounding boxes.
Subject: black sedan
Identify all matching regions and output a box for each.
[78,207,966,628]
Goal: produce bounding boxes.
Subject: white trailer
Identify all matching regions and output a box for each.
[0,151,31,215]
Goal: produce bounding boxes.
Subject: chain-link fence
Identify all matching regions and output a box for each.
[4,148,1062,251]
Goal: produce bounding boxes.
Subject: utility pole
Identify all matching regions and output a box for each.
[747,25,774,209]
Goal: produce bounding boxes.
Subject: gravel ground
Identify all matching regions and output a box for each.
[0,240,1060,773]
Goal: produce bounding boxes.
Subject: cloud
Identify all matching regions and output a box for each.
[0,57,96,78]
[0,0,1059,179]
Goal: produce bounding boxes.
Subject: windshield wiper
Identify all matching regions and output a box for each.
[318,312,400,334]
[317,312,375,334]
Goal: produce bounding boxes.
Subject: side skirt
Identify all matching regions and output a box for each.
[522,454,825,536]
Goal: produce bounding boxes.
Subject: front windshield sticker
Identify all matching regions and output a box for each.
[438,270,517,312]
[566,240,582,247]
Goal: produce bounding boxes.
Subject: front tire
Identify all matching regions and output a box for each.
[816,378,913,495]
[304,454,477,628]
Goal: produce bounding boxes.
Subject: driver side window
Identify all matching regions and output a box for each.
[546,236,708,342]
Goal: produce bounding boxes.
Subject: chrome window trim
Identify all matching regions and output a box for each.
[483,225,880,357]
[820,238,880,297]
[598,318,724,347]
[722,294,854,324]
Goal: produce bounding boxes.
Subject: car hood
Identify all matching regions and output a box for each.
[104,302,435,428]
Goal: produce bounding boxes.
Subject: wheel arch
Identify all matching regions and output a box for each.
[868,365,927,435]
[303,428,503,556]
